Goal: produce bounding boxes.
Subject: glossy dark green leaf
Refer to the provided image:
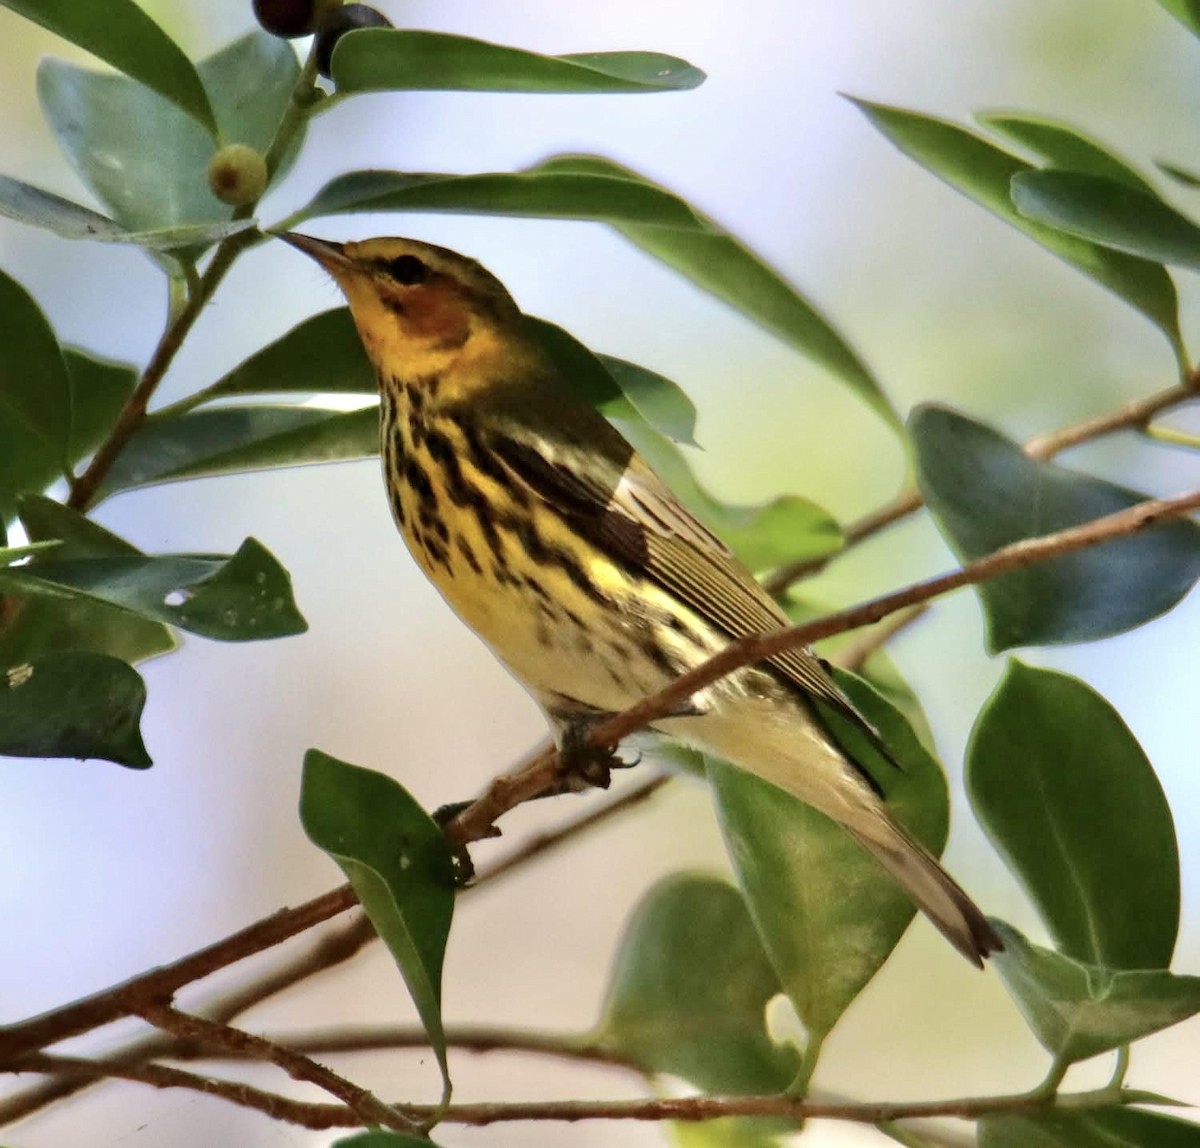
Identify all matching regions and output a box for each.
[0,650,149,767]
[1156,0,1200,38]
[598,874,800,1091]
[981,1108,1200,1147]
[911,405,1200,650]
[978,113,1154,191]
[203,308,377,400]
[101,405,379,497]
[300,750,455,1094]
[288,157,896,430]
[0,175,254,250]
[38,32,298,240]
[991,922,1200,1063]
[4,496,175,665]
[619,418,841,573]
[1012,170,1200,269]
[852,98,1185,368]
[0,267,70,523]
[710,671,949,1040]
[64,348,136,462]
[0,509,307,643]
[331,28,704,93]
[967,663,1179,969]
[1155,159,1200,189]
[0,0,215,133]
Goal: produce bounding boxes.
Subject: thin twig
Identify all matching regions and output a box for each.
[763,375,1199,593]
[445,487,1200,844]
[14,1053,341,1131]
[137,1003,416,1134]
[834,604,929,673]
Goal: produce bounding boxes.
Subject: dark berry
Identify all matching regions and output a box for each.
[253,0,320,38]
[315,3,392,78]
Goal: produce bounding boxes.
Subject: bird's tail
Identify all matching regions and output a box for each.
[847,816,1002,967]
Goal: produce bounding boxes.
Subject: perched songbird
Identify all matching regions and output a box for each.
[281,232,1002,966]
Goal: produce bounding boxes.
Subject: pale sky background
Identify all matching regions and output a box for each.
[0,3,1197,1146]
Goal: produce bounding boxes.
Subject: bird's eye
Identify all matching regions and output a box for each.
[385,254,429,286]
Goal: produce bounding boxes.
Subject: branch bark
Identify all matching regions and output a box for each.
[444,487,1200,845]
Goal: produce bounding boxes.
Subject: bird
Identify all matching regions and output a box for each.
[279,231,1002,966]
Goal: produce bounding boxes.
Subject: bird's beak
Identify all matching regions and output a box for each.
[276,231,355,273]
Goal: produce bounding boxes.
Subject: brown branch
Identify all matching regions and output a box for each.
[8,1051,1137,1132]
[0,885,358,1062]
[762,375,1200,593]
[0,909,373,1128]
[445,487,1200,845]
[136,1003,416,1134]
[834,604,929,673]
[0,776,670,1128]
[66,230,258,512]
[14,1053,345,1131]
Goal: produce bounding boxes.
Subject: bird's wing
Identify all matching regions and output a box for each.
[476,389,869,723]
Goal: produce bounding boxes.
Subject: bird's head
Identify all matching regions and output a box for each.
[279,233,525,384]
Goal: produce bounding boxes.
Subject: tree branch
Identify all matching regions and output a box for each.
[762,375,1199,593]
[136,1004,416,1134]
[444,487,1200,845]
[0,886,358,1062]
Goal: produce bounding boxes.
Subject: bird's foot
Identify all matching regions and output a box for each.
[554,717,640,793]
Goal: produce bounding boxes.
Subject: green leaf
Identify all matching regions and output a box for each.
[990,921,1200,1063]
[0,267,70,523]
[0,507,307,643]
[0,175,255,250]
[288,157,896,430]
[0,650,149,767]
[967,663,1179,969]
[597,354,697,445]
[292,166,713,229]
[851,98,1185,369]
[710,671,949,1040]
[1155,159,1200,189]
[101,405,379,497]
[1155,0,1200,38]
[204,308,377,400]
[0,0,215,133]
[599,874,800,1092]
[64,348,136,462]
[523,316,698,445]
[978,112,1155,192]
[300,750,455,1095]
[332,1133,439,1148]
[538,156,898,431]
[0,542,60,566]
[3,495,175,665]
[331,28,704,93]
[619,419,841,573]
[1012,170,1200,269]
[38,31,298,241]
[910,405,1200,650]
[981,1108,1200,1147]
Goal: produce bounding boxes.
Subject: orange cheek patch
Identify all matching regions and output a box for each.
[402,281,470,348]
